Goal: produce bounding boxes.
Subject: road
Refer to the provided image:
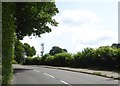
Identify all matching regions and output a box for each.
[12,65,118,85]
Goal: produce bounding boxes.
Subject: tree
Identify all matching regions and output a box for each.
[14,40,25,64]
[2,2,59,84]
[31,46,36,56]
[63,49,67,52]
[15,2,59,39]
[14,40,36,63]
[24,43,36,57]
[111,43,120,48]
[49,46,67,55]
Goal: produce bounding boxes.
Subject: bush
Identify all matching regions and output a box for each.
[41,54,50,64]
[45,55,54,65]
[116,48,120,69]
[93,46,118,69]
[52,53,72,67]
[12,60,18,64]
[23,57,33,65]
[72,48,95,68]
[71,46,119,70]
[23,45,119,71]
[72,52,82,67]
[23,56,41,65]
[31,57,41,65]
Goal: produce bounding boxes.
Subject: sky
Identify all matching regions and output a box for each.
[21,0,119,56]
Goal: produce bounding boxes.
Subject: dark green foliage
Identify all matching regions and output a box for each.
[111,43,120,48]
[116,48,120,69]
[31,47,36,56]
[45,56,54,65]
[31,57,41,65]
[14,40,36,64]
[23,57,33,65]
[24,43,36,57]
[71,46,119,70]
[2,2,15,84]
[72,52,83,67]
[39,53,72,66]
[93,46,117,69]
[49,46,67,55]
[24,44,119,71]
[23,56,41,65]
[41,53,50,64]
[14,40,25,64]
[71,48,95,68]
[2,2,59,85]
[63,49,67,52]
[15,2,59,39]
[52,53,72,67]
[12,60,18,64]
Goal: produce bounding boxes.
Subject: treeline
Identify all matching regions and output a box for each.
[23,44,120,71]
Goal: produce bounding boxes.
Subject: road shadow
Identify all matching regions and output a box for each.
[13,68,32,74]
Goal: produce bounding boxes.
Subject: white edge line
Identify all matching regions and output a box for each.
[43,73,55,78]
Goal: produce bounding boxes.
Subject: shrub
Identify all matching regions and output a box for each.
[41,54,50,64]
[31,57,41,65]
[52,53,72,67]
[72,52,82,67]
[12,60,18,64]
[93,46,118,69]
[23,57,33,65]
[80,48,95,67]
[72,48,95,68]
[45,55,54,65]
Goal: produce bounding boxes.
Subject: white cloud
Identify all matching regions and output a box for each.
[55,10,100,26]
[21,9,117,55]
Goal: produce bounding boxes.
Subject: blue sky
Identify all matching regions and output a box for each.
[21,0,119,56]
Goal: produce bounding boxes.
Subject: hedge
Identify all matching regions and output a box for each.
[2,3,15,85]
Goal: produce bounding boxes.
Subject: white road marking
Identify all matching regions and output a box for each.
[34,70,40,72]
[43,73,55,78]
[60,80,72,86]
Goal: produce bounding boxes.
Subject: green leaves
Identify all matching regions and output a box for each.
[14,40,36,64]
[2,2,59,84]
[49,46,67,55]
[23,44,120,70]
[15,2,59,39]
[24,43,36,57]
[14,40,25,64]
[2,2,15,84]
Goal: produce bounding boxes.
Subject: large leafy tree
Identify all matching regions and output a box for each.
[15,2,59,39]
[14,40,25,64]
[49,46,67,55]
[111,43,120,48]
[2,2,59,84]
[14,41,36,63]
[24,43,36,57]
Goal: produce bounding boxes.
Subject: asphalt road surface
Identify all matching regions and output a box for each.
[12,65,118,85]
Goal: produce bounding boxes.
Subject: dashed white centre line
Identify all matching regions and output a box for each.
[33,70,71,86]
[60,80,72,86]
[43,73,55,78]
[34,70,40,72]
